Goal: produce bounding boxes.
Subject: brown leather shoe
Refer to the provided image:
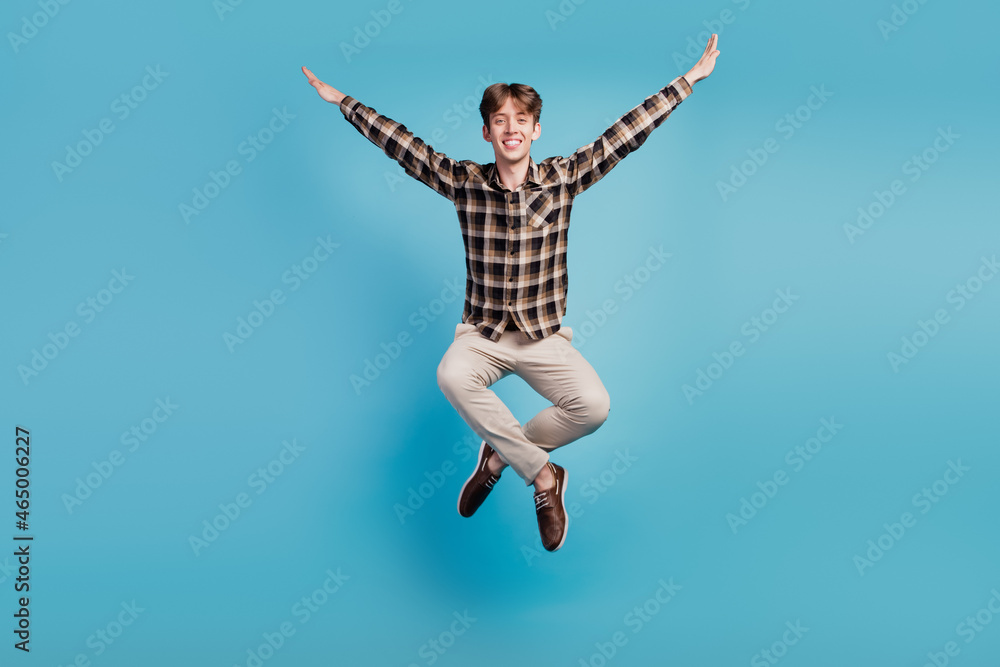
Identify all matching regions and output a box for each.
[457,440,501,517]
[534,462,568,551]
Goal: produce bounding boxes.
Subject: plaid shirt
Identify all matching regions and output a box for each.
[339,75,693,341]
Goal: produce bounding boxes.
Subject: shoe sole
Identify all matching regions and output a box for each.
[549,465,569,551]
[457,439,489,518]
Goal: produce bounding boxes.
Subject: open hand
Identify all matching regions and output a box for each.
[302,66,345,105]
[684,34,721,85]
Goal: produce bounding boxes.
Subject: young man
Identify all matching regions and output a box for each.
[303,34,719,551]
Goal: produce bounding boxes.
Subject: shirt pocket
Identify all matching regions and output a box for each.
[524,189,555,230]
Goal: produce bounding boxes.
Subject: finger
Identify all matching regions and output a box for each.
[302,66,319,83]
[703,34,716,57]
[303,69,325,90]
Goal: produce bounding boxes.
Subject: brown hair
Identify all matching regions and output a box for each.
[480,83,542,128]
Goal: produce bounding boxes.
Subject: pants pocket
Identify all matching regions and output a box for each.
[455,322,479,340]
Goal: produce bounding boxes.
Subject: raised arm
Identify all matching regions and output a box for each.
[556,34,720,197]
[301,66,469,202]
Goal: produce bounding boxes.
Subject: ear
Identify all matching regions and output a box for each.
[482,124,491,142]
[532,122,541,141]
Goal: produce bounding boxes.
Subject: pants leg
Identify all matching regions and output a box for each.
[516,326,611,452]
[437,322,549,485]
[436,323,611,485]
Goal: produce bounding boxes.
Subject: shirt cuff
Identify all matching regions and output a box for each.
[339,95,359,116]
[673,75,693,100]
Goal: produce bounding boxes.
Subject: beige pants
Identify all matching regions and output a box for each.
[436,322,611,485]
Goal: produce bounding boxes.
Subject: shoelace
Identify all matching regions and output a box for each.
[483,475,498,489]
[534,491,550,511]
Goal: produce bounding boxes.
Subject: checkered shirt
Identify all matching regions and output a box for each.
[338,75,692,341]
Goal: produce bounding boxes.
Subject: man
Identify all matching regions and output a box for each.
[303,34,720,552]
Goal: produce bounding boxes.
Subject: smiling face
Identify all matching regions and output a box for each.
[482,96,541,164]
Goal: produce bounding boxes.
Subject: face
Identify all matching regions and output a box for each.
[483,96,541,163]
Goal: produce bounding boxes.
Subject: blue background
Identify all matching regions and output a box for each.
[3,0,999,665]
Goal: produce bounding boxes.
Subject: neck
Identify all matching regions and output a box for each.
[495,154,530,191]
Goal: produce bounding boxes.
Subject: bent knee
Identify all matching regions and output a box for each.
[573,388,611,431]
[436,358,458,394]
[590,389,611,427]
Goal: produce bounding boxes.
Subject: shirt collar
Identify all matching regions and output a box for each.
[488,158,541,191]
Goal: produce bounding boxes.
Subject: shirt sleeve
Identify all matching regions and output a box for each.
[339,95,470,202]
[553,75,693,197]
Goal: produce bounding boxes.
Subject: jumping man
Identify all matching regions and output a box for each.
[303,33,720,551]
